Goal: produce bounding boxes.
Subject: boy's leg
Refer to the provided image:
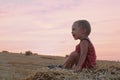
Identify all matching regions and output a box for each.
[62,51,79,69]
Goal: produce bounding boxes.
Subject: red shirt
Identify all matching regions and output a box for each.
[75,39,96,69]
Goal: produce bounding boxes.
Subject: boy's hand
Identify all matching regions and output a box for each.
[74,66,82,73]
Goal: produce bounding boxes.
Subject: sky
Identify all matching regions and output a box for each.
[0,0,120,61]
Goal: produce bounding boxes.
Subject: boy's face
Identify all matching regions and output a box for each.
[72,23,84,40]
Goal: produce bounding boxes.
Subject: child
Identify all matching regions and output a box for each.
[62,20,96,72]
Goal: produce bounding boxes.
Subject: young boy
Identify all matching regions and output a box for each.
[62,20,96,72]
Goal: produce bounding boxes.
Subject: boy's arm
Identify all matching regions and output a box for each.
[74,40,89,72]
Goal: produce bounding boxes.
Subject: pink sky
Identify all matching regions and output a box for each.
[0,0,120,60]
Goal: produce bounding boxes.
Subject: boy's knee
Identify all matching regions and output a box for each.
[70,51,78,57]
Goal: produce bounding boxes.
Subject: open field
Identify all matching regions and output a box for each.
[0,52,120,80]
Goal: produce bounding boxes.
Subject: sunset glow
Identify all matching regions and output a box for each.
[0,0,120,60]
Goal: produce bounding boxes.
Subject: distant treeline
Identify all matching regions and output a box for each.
[0,50,38,56]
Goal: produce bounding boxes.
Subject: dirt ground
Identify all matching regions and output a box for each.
[0,52,120,80]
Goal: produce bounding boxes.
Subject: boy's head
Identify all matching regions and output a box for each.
[72,20,91,40]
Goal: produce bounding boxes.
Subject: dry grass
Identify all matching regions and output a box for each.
[0,52,120,80]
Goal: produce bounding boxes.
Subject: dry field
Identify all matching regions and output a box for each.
[0,52,120,80]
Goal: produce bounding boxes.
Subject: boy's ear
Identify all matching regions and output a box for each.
[82,28,86,33]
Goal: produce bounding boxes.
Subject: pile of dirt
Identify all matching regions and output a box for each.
[25,65,120,80]
[30,71,65,80]
[25,68,78,80]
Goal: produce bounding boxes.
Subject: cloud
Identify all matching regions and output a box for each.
[0,0,82,13]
